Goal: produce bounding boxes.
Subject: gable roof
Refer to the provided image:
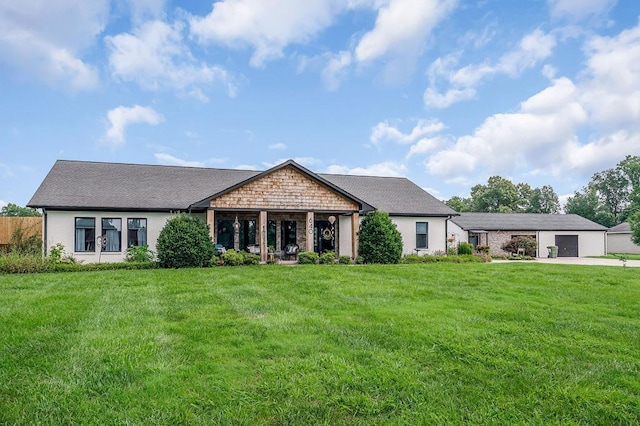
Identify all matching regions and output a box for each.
[608,222,631,233]
[451,213,608,231]
[190,160,373,211]
[28,159,456,216]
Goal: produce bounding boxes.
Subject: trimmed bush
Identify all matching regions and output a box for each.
[358,211,403,264]
[222,249,244,266]
[241,251,260,265]
[125,245,155,262]
[156,214,215,268]
[319,251,336,264]
[298,251,319,265]
[457,242,473,255]
[501,236,537,257]
[338,255,352,265]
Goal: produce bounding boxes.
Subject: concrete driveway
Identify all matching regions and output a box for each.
[533,257,640,267]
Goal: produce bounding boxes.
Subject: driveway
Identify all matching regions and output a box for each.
[533,257,640,267]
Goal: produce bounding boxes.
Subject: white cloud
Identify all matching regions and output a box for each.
[105,105,163,146]
[371,119,445,146]
[190,0,343,67]
[154,153,204,167]
[0,1,106,91]
[121,0,167,23]
[0,199,7,209]
[548,0,616,21]
[325,161,407,177]
[322,50,352,91]
[406,136,446,158]
[355,0,457,63]
[234,164,260,170]
[269,142,287,150]
[106,20,237,99]
[426,29,556,108]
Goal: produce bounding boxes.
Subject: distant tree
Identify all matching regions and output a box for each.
[564,187,616,227]
[527,185,560,214]
[0,203,41,217]
[629,211,640,246]
[469,176,520,212]
[358,211,403,264]
[445,196,471,212]
[516,183,533,212]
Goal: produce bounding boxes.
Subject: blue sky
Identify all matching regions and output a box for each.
[1,0,640,208]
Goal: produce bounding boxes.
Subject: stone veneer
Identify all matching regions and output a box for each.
[210,166,358,211]
[486,230,537,256]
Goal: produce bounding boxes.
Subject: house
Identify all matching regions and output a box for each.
[27,159,458,262]
[607,222,640,254]
[449,213,607,257]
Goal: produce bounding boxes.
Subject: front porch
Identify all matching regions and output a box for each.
[206,210,359,263]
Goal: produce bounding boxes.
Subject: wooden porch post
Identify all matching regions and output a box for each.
[206,209,215,243]
[306,211,314,253]
[259,210,267,263]
[351,212,359,259]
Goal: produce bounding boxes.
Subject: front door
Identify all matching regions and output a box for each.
[315,220,335,254]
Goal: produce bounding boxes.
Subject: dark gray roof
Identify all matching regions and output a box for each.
[608,222,631,233]
[28,160,456,216]
[320,174,457,216]
[28,160,259,210]
[451,213,608,231]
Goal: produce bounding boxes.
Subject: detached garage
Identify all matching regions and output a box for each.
[607,223,640,254]
[449,213,608,257]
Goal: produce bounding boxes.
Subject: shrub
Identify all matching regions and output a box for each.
[319,251,336,264]
[475,245,490,254]
[125,245,155,262]
[7,222,42,256]
[0,253,50,274]
[501,236,537,257]
[156,214,215,268]
[298,251,319,264]
[222,249,244,266]
[358,211,403,264]
[241,251,260,265]
[48,243,76,264]
[457,242,473,255]
[338,255,352,265]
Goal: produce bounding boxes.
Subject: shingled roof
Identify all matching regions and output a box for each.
[28,159,457,216]
[608,222,631,233]
[451,213,608,231]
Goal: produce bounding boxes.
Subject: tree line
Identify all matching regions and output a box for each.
[445,155,640,230]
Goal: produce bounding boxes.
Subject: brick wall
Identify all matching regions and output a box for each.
[487,230,537,256]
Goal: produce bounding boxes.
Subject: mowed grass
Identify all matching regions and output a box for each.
[1,263,639,425]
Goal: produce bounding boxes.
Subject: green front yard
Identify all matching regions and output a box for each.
[1,263,639,424]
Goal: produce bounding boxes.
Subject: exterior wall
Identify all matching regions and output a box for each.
[487,230,538,256]
[210,166,358,211]
[391,216,448,255]
[447,221,467,248]
[43,210,189,263]
[538,231,606,257]
[607,233,640,254]
[338,214,353,258]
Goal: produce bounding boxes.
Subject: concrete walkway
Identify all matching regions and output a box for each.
[531,257,640,267]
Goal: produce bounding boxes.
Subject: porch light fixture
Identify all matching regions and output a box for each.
[328,215,336,225]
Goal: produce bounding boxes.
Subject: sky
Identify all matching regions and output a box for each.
[1,0,640,209]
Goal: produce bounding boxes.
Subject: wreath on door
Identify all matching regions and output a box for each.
[322,227,332,240]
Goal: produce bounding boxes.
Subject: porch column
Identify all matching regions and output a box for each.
[206,209,215,243]
[351,212,359,259]
[306,211,314,253]
[259,210,267,263]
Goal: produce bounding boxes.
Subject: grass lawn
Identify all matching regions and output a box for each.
[1,263,639,424]
[592,253,640,261]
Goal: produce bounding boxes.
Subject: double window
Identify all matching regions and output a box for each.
[416,222,428,249]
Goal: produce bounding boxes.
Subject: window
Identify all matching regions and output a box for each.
[217,220,234,249]
[241,220,256,249]
[281,220,297,246]
[416,222,428,249]
[101,218,122,252]
[267,220,276,249]
[127,218,147,247]
[75,217,95,252]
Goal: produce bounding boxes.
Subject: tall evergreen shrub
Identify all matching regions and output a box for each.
[156,214,215,268]
[358,211,403,264]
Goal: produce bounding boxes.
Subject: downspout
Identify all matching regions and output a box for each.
[42,208,47,257]
[445,215,453,251]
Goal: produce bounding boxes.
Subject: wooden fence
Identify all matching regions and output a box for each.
[0,217,42,245]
